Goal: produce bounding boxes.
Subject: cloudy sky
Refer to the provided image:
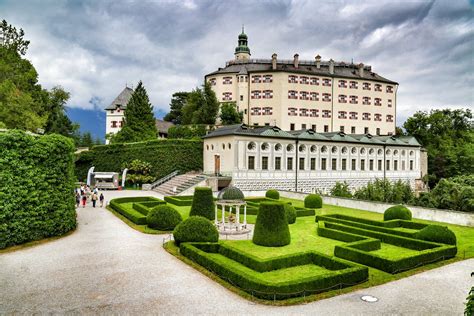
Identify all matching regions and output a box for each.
[1,0,473,136]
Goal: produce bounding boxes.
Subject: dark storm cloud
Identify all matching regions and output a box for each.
[1,0,472,125]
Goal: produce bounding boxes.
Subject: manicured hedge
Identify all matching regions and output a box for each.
[416,225,457,245]
[75,138,203,181]
[265,189,280,200]
[180,242,369,299]
[253,202,291,247]
[173,216,219,246]
[304,194,322,209]
[133,200,166,216]
[284,203,297,224]
[109,199,147,225]
[0,131,77,249]
[164,195,194,206]
[147,205,182,230]
[295,207,316,217]
[189,187,215,220]
[384,205,412,221]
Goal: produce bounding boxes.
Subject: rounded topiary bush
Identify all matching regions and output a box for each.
[384,205,412,221]
[284,203,297,224]
[304,194,322,209]
[416,225,457,245]
[173,216,219,246]
[265,189,280,200]
[147,205,182,230]
[253,202,291,247]
[189,187,215,220]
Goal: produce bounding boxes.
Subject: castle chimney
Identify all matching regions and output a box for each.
[272,53,277,70]
[358,63,364,77]
[315,54,321,69]
[329,59,334,74]
[293,53,299,68]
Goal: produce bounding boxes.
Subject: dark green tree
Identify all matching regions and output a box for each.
[0,19,30,55]
[403,109,473,187]
[181,82,219,125]
[219,102,243,125]
[44,86,75,136]
[81,132,93,148]
[111,81,157,143]
[164,92,189,124]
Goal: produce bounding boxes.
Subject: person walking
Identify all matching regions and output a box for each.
[81,194,87,208]
[99,193,104,207]
[92,192,98,208]
[75,192,80,208]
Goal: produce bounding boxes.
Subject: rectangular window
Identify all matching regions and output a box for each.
[209,78,217,86]
[388,99,393,108]
[300,76,309,84]
[363,82,371,90]
[248,156,255,170]
[360,159,365,171]
[290,123,295,131]
[369,159,374,171]
[338,80,347,88]
[287,157,293,170]
[263,75,273,83]
[321,158,327,170]
[351,126,356,134]
[374,98,382,106]
[111,121,117,128]
[262,107,273,115]
[262,156,268,170]
[338,95,347,103]
[310,92,319,101]
[251,90,261,99]
[302,124,306,129]
[364,127,369,134]
[275,157,281,170]
[322,78,331,87]
[376,128,381,135]
[386,160,390,171]
[322,110,331,118]
[324,125,329,132]
[349,81,358,89]
[310,77,319,85]
[251,75,261,83]
[349,112,358,120]
[351,159,356,171]
[288,107,297,116]
[362,97,371,105]
[288,90,298,99]
[263,90,273,99]
[402,160,406,171]
[222,92,232,101]
[250,107,261,115]
[386,115,394,122]
[340,126,345,133]
[374,84,382,92]
[299,158,305,170]
[378,160,382,171]
[349,95,358,104]
[223,77,233,84]
[322,93,331,102]
[309,109,318,117]
[311,124,316,131]
[342,159,347,171]
[119,120,124,127]
[410,160,414,170]
[394,160,398,171]
[338,111,347,119]
[310,158,316,170]
[387,85,394,93]
[332,158,337,170]
[240,95,243,101]
[288,75,298,83]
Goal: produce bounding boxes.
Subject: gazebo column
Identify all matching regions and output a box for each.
[244,204,247,227]
[221,204,225,226]
[229,206,232,227]
[236,205,240,230]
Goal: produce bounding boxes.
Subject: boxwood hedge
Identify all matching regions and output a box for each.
[416,225,457,245]
[189,187,215,220]
[180,242,369,299]
[164,195,194,206]
[173,216,219,245]
[265,189,280,200]
[147,205,182,230]
[109,196,164,225]
[0,131,77,249]
[304,194,322,209]
[384,205,412,221]
[253,202,291,247]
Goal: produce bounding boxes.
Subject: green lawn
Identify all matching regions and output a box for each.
[164,196,474,305]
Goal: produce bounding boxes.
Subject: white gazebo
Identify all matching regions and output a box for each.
[215,186,250,234]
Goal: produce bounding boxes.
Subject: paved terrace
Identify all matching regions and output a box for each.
[1,190,472,315]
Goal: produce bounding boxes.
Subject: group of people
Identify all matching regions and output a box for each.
[75,184,104,208]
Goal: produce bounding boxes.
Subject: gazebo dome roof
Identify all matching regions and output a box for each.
[217,186,245,201]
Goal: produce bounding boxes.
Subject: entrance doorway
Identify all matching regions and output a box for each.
[214,155,220,176]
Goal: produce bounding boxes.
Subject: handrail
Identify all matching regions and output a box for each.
[177,174,207,194]
[145,170,179,190]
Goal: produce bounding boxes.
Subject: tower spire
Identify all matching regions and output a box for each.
[234,27,250,61]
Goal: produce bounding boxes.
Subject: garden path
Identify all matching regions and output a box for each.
[1,190,472,315]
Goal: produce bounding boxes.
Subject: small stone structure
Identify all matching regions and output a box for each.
[215,186,250,235]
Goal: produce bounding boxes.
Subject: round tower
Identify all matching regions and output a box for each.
[234,26,251,61]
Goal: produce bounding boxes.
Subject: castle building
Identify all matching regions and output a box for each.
[205,30,398,135]
[104,86,174,144]
[202,124,427,193]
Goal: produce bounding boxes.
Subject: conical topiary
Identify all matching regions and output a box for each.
[252,202,291,247]
[189,187,215,220]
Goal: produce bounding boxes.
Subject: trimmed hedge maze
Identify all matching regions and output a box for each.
[244,198,316,217]
[180,242,368,299]
[316,214,457,274]
[110,197,166,225]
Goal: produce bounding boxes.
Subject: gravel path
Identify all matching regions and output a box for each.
[1,190,472,315]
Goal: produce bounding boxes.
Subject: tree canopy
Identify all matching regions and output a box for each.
[219,101,243,125]
[110,81,157,143]
[403,108,473,187]
[177,82,219,125]
[163,91,189,124]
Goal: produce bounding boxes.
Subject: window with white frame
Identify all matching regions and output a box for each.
[349,81,358,89]
[362,96,371,105]
[310,92,319,101]
[374,113,382,121]
[374,98,382,106]
[374,83,382,92]
[322,110,331,118]
[363,82,371,90]
[262,107,273,115]
[322,78,331,86]
[288,75,298,83]
[222,92,232,101]
[349,111,358,120]
[362,112,371,121]
[288,107,297,116]
[263,90,273,99]
[223,77,232,84]
[250,107,261,115]
[338,111,347,119]
[310,109,318,117]
[288,90,298,99]
[251,75,261,83]
[209,78,216,86]
[387,85,394,93]
[386,114,394,122]
[251,90,261,99]
[338,80,347,88]
[349,95,358,104]
[263,75,273,83]
[300,91,309,100]
[338,94,347,103]
[322,93,331,102]
[300,76,309,84]
[388,99,392,107]
[300,108,309,117]
[310,77,319,85]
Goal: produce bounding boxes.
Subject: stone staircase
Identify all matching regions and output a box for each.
[153,172,206,196]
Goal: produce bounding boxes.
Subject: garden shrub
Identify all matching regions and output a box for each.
[189,187,215,220]
[415,225,457,245]
[284,203,297,224]
[253,202,291,247]
[109,200,147,225]
[295,207,316,217]
[330,181,352,198]
[265,189,280,200]
[304,194,322,209]
[133,200,166,215]
[75,138,202,181]
[0,131,77,249]
[384,205,412,221]
[147,205,182,230]
[173,216,219,246]
[164,195,194,206]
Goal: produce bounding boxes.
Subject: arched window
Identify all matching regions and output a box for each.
[360,148,366,154]
[341,147,348,154]
[206,145,209,150]
[275,143,282,151]
[386,149,391,155]
[310,145,317,153]
[401,150,406,156]
[331,146,338,154]
[222,143,225,150]
[299,144,306,152]
[351,147,357,154]
[377,149,383,155]
[247,142,256,150]
[409,150,414,156]
[261,142,269,151]
[369,148,374,155]
[287,144,294,152]
[228,143,231,149]
[321,146,328,153]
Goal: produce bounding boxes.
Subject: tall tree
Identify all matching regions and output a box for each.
[44,86,75,136]
[81,132,93,148]
[163,92,189,124]
[403,108,473,187]
[0,19,30,55]
[181,82,219,125]
[219,102,243,125]
[111,81,157,143]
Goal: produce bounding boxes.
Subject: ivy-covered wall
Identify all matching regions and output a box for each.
[75,139,203,181]
[0,130,77,249]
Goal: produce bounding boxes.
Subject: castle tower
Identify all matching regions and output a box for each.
[234,26,251,61]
